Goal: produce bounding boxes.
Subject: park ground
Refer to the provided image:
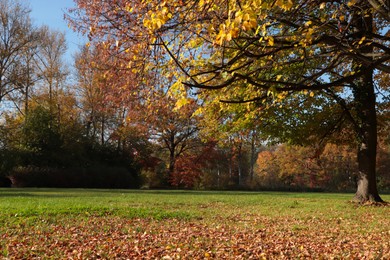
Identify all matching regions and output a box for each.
[0,189,389,259]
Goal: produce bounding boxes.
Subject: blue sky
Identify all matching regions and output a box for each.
[28,0,86,63]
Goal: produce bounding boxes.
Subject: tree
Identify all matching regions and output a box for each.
[69,1,389,202]
[22,104,62,166]
[9,27,68,117]
[145,94,200,180]
[34,26,68,107]
[255,143,358,191]
[168,0,388,202]
[0,0,38,107]
[72,37,201,186]
[74,45,113,145]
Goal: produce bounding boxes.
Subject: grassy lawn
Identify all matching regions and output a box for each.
[0,189,389,259]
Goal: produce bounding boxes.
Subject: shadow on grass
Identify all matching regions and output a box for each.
[0,187,361,199]
[0,188,83,198]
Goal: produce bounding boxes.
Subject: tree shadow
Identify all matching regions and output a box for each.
[0,188,80,198]
[0,188,364,198]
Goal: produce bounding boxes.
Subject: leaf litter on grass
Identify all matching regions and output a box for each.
[1,212,389,259]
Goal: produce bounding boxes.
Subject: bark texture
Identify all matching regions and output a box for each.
[351,2,383,203]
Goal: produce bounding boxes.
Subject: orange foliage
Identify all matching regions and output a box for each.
[256,144,359,191]
[170,142,223,188]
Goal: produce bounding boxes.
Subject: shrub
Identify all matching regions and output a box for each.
[9,165,139,189]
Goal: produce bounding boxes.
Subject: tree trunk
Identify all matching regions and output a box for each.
[353,77,383,203]
[351,3,383,203]
[168,132,176,177]
[237,140,243,186]
[101,116,105,145]
[169,154,175,176]
[249,131,256,182]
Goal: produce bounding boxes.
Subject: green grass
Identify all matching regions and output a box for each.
[0,188,388,219]
[0,189,389,258]
[0,188,389,230]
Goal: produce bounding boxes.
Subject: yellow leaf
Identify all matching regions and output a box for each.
[267,86,276,97]
[125,5,133,13]
[249,18,258,29]
[275,0,293,10]
[230,27,240,38]
[277,92,286,100]
[156,19,163,29]
[267,36,274,46]
[226,32,232,41]
[161,6,168,14]
[143,19,151,29]
[347,0,358,7]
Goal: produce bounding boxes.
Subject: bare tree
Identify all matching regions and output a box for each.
[0,0,37,108]
[34,26,68,105]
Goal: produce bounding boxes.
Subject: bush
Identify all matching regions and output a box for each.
[9,165,139,189]
[0,176,11,187]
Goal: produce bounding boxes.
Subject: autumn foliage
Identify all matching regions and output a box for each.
[170,142,222,188]
[63,0,390,202]
[256,143,390,192]
[0,0,389,203]
[256,144,357,191]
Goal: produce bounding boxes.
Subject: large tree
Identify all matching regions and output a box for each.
[69,0,389,202]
